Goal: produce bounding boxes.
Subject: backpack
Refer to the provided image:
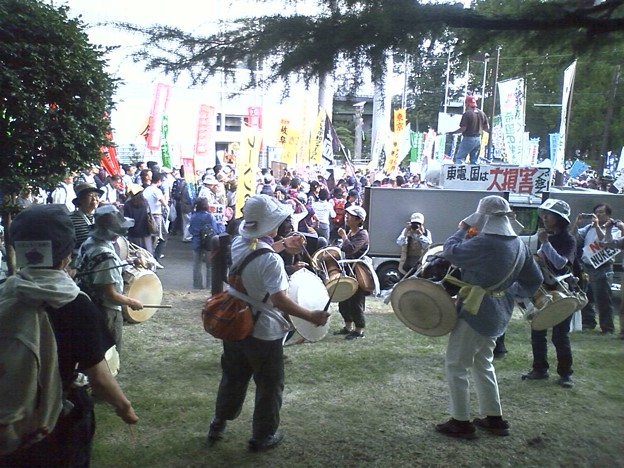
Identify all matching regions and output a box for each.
[75,251,117,305]
[201,248,271,341]
[331,197,346,226]
[171,178,185,202]
[199,223,217,251]
[0,275,63,455]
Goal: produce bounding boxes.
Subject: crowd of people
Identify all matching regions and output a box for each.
[1,154,623,462]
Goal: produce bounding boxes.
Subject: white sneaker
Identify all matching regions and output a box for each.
[154,262,165,269]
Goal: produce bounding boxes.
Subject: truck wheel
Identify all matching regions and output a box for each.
[377,263,402,290]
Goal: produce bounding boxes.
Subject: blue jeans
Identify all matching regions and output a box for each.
[193,249,212,289]
[454,135,481,164]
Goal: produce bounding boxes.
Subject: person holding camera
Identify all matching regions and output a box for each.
[572,203,622,334]
[396,212,433,275]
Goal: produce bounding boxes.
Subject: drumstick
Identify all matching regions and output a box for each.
[141,304,172,308]
[74,262,133,276]
[324,275,342,311]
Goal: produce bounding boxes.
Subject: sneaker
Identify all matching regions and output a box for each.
[248,429,285,452]
[345,331,365,340]
[556,376,574,388]
[154,261,165,269]
[435,418,477,440]
[521,369,549,380]
[207,417,226,441]
[473,417,510,436]
[333,327,352,335]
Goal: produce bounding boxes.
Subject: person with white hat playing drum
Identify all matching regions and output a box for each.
[207,195,329,451]
[435,195,542,439]
[521,199,578,388]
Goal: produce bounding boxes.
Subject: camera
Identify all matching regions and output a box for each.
[580,213,593,219]
[411,222,421,230]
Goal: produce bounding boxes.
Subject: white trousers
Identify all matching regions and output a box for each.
[445,319,502,421]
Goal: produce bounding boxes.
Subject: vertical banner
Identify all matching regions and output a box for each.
[282,129,300,167]
[491,115,505,161]
[161,114,171,168]
[308,109,325,165]
[497,77,525,165]
[100,132,121,176]
[181,157,197,184]
[322,113,342,168]
[549,133,560,162]
[393,108,406,132]
[383,131,402,174]
[433,133,447,160]
[422,129,437,160]
[527,137,540,166]
[235,125,263,218]
[195,105,216,166]
[247,106,262,129]
[409,131,424,162]
[146,83,171,150]
[554,61,577,173]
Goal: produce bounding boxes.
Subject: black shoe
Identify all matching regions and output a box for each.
[435,418,477,440]
[521,369,549,380]
[473,417,510,436]
[333,327,352,335]
[345,331,365,340]
[248,429,285,452]
[207,417,226,441]
[556,376,574,388]
[599,330,614,335]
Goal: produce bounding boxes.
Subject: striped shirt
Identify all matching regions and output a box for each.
[70,210,95,251]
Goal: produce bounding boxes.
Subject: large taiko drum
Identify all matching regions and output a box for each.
[311,247,358,302]
[287,268,332,342]
[342,257,380,296]
[122,267,163,323]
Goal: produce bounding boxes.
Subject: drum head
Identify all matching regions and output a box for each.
[531,296,578,331]
[352,259,380,296]
[390,277,457,337]
[287,269,331,342]
[311,247,342,271]
[115,236,130,261]
[105,346,120,377]
[326,276,359,303]
[122,268,163,323]
[420,244,444,270]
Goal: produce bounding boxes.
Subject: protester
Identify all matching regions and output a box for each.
[451,95,489,165]
[521,199,577,387]
[123,184,153,253]
[435,195,542,439]
[143,172,168,260]
[396,212,433,275]
[601,216,624,339]
[49,173,76,212]
[311,188,335,242]
[572,203,621,334]
[69,182,103,256]
[207,194,329,452]
[0,205,138,467]
[77,205,143,353]
[189,197,225,290]
[333,205,370,340]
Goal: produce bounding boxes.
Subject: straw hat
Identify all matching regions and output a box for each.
[461,195,523,237]
[390,278,457,337]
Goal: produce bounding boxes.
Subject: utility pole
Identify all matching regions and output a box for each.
[486,47,501,160]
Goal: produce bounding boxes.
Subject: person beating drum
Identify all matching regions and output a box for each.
[333,205,370,340]
[521,199,579,388]
[77,205,143,354]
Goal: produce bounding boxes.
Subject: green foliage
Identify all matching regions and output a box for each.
[0,0,116,215]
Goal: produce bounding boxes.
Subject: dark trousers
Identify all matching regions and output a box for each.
[214,336,284,440]
[581,265,614,333]
[0,387,95,468]
[338,288,366,329]
[530,314,573,377]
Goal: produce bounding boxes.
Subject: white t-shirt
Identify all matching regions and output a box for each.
[143,185,164,214]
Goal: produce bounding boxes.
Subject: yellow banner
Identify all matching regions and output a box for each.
[393,108,406,133]
[235,125,263,218]
[308,109,325,165]
[384,131,402,174]
[282,129,300,167]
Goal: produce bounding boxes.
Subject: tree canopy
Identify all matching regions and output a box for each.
[0,0,116,216]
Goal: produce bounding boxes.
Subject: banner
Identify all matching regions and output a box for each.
[383,131,402,174]
[582,242,621,269]
[181,157,197,184]
[409,131,424,162]
[146,83,171,150]
[282,129,300,167]
[161,114,171,168]
[497,78,525,165]
[490,115,505,161]
[247,106,262,128]
[100,132,121,177]
[549,133,560,162]
[235,125,263,217]
[441,164,552,194]
[393,108,406,132]
[433,133,447,161]
[308,109,325,165]
[554,61,577,173]
[568,159,590,178]
[321,113,342,167]
[527,137,540,166]
[195,105,216,162]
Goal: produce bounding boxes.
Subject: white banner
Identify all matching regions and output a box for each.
[497,78,525,165]
[582,245,621,269]
[441,164,551,194]
[554,61,577,173]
